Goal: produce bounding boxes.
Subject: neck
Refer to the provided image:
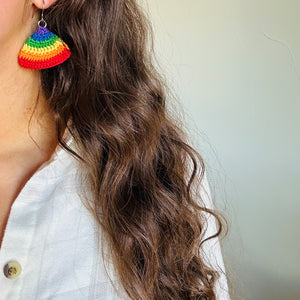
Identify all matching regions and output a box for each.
[0,52,58,158]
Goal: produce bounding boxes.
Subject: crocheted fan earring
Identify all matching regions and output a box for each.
[18,0,71,69]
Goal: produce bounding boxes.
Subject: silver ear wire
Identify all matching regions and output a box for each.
[37,0,47,28]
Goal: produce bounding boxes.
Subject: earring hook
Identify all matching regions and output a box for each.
[37,0,47,28]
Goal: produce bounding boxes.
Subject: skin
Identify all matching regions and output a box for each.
[0,0,61,247]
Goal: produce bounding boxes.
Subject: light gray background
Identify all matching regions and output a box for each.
[145,1,300,299]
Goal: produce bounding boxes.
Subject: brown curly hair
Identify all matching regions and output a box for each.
[38,0,228,299]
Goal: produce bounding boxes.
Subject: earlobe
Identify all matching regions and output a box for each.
[32,0,59,10]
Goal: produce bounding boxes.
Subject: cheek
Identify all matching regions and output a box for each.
[0,0,26,43]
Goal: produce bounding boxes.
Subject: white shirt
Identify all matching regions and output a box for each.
[0,135,230,299]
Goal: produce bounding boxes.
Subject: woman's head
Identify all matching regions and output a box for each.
[16,0,228,299]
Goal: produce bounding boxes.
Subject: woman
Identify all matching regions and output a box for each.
[0,0,230,299]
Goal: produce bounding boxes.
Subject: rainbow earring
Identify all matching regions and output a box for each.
[18,0,71,70]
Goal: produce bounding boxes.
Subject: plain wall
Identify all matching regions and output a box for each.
[145,1,300,299]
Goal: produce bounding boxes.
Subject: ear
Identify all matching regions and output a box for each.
[32,0,59,10]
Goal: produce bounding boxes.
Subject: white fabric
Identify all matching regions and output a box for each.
[0,136,230,299]
[200,172,231,300]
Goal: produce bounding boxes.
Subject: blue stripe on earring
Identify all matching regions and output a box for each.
[31,31,55,41]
